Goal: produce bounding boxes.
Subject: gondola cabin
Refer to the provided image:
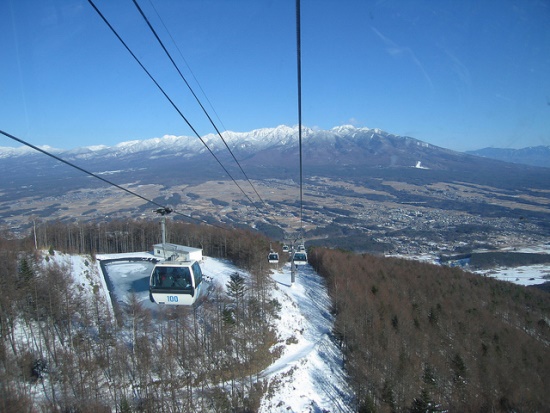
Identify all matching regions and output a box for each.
[292,251,308,266]
[268,252,279,263]
[149,260,204,306]
[282,245,289,253]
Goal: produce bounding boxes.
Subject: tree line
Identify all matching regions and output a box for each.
[308,247,549,412]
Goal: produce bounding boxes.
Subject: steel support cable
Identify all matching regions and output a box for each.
[132,0,268,208]
[0,129,227,228]
[145,0,228,135]
[296,0,304,237]
[87,0,260,212]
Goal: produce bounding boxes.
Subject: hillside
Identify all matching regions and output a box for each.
[1,221,549,411]
[309,248,550,412]
[0,224,355,412]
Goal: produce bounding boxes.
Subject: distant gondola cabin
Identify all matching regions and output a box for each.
[268,252,279,263]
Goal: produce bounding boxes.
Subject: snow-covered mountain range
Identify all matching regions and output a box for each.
[1,125,415,160]
[2,125,548,171]
[1,124,549,255]
[0,124,484,176]
[1,124,548,207]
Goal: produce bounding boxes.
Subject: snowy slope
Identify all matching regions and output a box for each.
[46,248,547,412]
[94,252,354,412]
[259,265,353,412]
[41,250,112,311]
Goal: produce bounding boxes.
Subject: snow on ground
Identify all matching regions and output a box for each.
[259,263,354,412]
[96,252,158,311]
[474,265,550,286]
[41,250,110,307]
[95,252,354,412]
[390,246,550,287]
[470,243,550,286]
[47,245,548,412]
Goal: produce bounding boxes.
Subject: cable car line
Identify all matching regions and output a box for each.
[0,129,155,206]
[296,0,304,238]
[0,128,227,230]
[131,0,268,208]
[87,0,261,213]
[90,0,308,236]
[145,0,230,144]
[145,0,224,129]
[6,2,306,255]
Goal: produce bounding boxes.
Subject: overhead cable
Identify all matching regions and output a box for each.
[296,0,304,237]
[145,0,228,135]
[131,0,267,208]
[145,3,300,236]
[86,0,261,212]
[0,129,226,229]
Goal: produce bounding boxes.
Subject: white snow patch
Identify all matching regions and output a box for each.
[36,250,114,316]
[390,245,550,287]
[474,265,550,286]
[95,252,354,412]
[259,264,353,412]
[414,161,429,169]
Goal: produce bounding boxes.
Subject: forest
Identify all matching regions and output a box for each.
[1,219,548,412]
[308,248,550,412]
[0,220,283,412]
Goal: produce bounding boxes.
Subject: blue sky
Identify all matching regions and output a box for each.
[1,0,549,151]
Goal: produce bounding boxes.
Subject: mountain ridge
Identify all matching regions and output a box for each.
[0,125,438,159]
[467,145,550,168]
[3,124,546,171]
[2,125,548,192]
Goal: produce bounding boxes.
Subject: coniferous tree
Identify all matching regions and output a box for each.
[410,388,437,413]
[227,272,246,311]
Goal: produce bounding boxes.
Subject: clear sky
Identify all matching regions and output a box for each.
[1,0,549,151]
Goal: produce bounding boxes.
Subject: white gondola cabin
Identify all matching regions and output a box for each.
[268,251,279,263]
[149,260,204,306]
[292,251,308,266]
